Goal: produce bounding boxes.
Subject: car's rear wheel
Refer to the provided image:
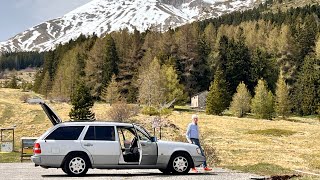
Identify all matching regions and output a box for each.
[62,167,67,174]
[169,152,191,175]
[63,154,89,176]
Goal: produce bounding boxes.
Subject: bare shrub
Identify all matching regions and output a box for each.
[201,132,221,166]
[172,131,186,142]
[20,94,31,103]
[107,102,139,122]
[172,129,220,166]
[141,106,159,116]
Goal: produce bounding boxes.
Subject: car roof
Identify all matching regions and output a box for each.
[59,121,134,126]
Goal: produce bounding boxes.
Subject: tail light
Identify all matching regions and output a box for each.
[33,143,41,154]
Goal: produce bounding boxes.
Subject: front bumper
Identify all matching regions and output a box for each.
[192,155,206,167]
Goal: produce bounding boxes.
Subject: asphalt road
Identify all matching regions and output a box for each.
[0,163,268,180]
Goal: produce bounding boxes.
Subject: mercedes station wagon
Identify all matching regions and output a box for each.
[31,103,205,176]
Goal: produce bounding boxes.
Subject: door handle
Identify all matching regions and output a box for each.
[84,143,93,147]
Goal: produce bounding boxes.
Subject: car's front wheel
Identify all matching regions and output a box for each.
[169,152,191,175]
[63,154,89,176]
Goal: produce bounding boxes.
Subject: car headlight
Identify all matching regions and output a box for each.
[196,148,201,155]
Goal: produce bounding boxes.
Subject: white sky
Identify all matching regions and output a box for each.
[0,0,92,41]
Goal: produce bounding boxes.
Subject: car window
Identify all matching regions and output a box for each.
[84,126,115,141]
[46,126,84,140]
[117,126,136,148]
[136,129,150,141]
[95,126,115,141]
[121,127,136,141]
[84,126,94,140]
[136,125,151,137]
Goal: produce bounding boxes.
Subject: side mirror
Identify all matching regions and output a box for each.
[150,136,157,142]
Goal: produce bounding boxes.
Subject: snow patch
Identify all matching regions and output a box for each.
[0,0,260,52]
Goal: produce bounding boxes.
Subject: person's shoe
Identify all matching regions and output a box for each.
[204,167,212,171]
[191,168,198,173]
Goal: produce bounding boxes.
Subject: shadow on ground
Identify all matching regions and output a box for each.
[42,172,218,178]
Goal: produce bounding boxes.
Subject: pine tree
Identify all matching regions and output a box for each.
[266,91,275,120]
[317,103,320,120]
[162,64,187,104]
[316,36,320,59]
[40,72,51,99]
[251,79,274,119]
[206,69,230,115]
[101,75,121,105]
[86,35,119,98]
[50,48,79,101]
[225,38,253,94]
[69,81,95,121]
[251,48,279,92]
[113,29,142,103]
[292,14,317,69]
[175,24,210,96]
[229,82,252,118]
[33,70,43,93]
[138,57,165,107]
[76,52,86,78]
[275,72,291,119]
[213,36,254,94]
[204,23,216,50]
[293,56,320,115]
[8,75,18,89]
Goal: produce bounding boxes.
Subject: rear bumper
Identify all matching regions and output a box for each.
[31,155,41,165]
[192,155,206,167]
[31,155,63,168]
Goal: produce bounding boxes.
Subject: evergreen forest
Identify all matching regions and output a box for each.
[1,1,320,117]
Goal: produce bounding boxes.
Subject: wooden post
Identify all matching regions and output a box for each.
[12,129,14,152]
[0,128,15,152]
[21,139,23,162]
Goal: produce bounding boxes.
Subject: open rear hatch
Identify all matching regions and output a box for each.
[39,102,62,125]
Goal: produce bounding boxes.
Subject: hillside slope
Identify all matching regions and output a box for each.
[0,88,319,176]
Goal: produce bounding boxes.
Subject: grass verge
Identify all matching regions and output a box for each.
[0,152,20,163]
[31,110,46,124]
[227,163,293,176]
[247,129,297,137]
[0,103,14,124]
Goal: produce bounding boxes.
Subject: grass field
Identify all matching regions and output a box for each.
[0,88,319,178]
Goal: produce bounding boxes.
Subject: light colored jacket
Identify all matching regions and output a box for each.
[186,123,199,141]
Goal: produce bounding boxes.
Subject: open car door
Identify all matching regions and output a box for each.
[39,102,62,125]
[134,125,158,165]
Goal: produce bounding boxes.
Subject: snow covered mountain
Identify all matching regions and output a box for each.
[0,0,262,52]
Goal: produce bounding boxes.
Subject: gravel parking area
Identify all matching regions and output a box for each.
[0,163,268,180]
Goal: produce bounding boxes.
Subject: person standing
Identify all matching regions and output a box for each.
[186,114,212,172]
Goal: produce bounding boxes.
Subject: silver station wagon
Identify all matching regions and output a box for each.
[31,103,205,176]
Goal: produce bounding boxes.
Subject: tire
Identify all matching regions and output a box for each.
[159,168,171,174]
[168,152,191,175]
[63,154,89,177]
[62,167,67,174]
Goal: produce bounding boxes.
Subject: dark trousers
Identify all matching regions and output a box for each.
[191,138,208,167]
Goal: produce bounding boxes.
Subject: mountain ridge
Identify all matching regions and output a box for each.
[0,0,262,52]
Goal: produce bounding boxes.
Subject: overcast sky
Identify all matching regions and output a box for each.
[0,0,92,41]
